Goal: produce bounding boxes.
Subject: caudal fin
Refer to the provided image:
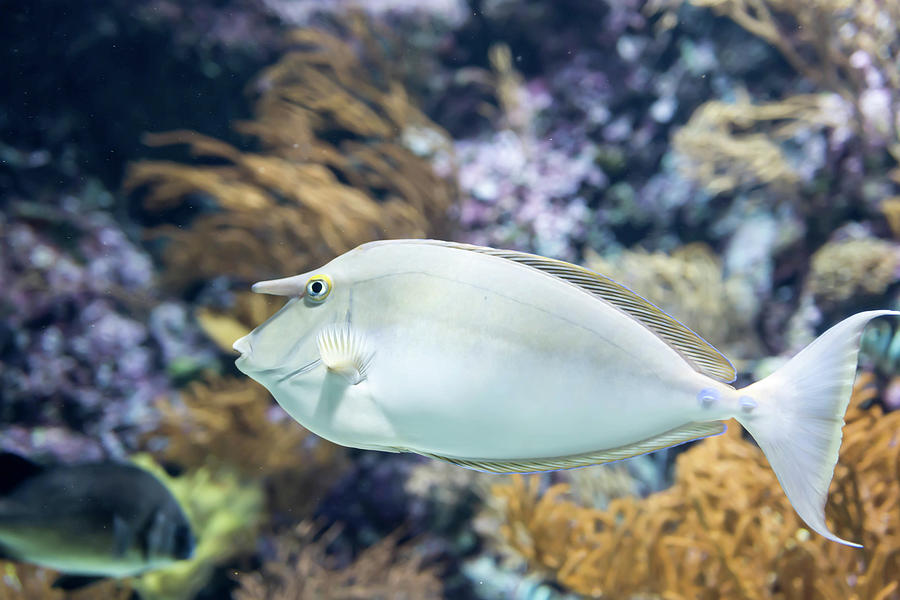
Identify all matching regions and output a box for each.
[737,310,898,547]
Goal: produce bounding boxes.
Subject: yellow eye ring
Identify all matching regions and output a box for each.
[305,274,332,302]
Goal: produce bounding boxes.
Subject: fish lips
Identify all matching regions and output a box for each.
[234,336,320,383]
[233,334,257,374]
[233,333,252,356]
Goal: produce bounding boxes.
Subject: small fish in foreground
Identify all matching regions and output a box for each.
[0,453,195,590]
[234,239,898,547]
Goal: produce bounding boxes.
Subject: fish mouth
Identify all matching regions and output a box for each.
[233,333,252,355]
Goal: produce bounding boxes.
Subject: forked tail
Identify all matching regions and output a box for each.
[737,310,898,547]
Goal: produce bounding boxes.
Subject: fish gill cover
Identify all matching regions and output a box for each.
[0,0,899,598]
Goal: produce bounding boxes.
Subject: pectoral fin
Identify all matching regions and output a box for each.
[316,323,373,385]
[113,514,132,558]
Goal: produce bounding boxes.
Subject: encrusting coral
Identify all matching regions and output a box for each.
[584,243,758,355]
[233,520,443,600]
[125,24,456,289]
[479,371,900,599]
[805,237,900,314]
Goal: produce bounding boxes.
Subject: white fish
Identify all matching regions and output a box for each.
[234,239,896,546]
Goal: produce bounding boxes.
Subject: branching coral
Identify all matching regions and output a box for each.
[671,0,900,202]
[125,26,455,289]
[147,372,353,546]
[688,0,900,122]
[480,373,900,599]
[149,376,307,474]
[233,521,443,599]
[147,374,348,524]
[671,92,836,194]
[0,563,131,600]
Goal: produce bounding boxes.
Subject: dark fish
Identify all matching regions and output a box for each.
[0,453,195,590]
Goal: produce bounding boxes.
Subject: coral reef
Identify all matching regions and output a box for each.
[805,236,900,314]
[259,0,470,28]
[479,373,900,599]
[861,321,900,384]
[584,243,759,356]
[454,44,603,259]
[233,521,443,600]
[148,376,313,475]
[671,0,900,220]
[146,374,348,525]
[125,26,456,290]
[671,92,835,195]
[194,292,283,355]
[0,563,132,600]
[0,196,170,458]
[5,1,900,598]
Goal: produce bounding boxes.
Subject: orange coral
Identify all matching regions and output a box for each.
[195,291,283,354]
[0,563,132,600]
[806,238,900,312]
[481,371,900,599]
[669,0,900,204]
[125,25,455,289]
[147,375,347,522]
[233,521,443,600]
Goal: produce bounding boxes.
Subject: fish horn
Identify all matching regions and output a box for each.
[252,274,308,296]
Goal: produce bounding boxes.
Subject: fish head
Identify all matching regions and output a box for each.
[142,497,196,567]
[233,253,355,397]
[172,520,195,561]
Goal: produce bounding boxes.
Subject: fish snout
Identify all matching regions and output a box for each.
[233,333,252,355]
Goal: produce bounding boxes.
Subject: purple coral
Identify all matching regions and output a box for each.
[259,0,470,27]
[0,198,171,458]
[454,84,605,260]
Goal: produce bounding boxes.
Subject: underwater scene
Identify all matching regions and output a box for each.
[2,0,900,598]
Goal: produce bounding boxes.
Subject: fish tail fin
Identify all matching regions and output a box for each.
[736,310,898,547]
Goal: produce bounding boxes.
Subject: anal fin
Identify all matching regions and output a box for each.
[418,421,725,473]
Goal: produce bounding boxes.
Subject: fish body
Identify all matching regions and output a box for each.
[0,454,194,584]
[235,239,897,545]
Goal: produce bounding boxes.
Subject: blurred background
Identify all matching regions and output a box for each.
[1,0,899,598]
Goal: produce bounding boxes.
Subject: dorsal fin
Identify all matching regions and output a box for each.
[417,421,726,473]
[418,240,736,383]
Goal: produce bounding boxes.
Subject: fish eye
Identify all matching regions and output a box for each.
[305,275,332,302]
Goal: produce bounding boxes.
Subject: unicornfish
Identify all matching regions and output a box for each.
[233,239,896,546]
